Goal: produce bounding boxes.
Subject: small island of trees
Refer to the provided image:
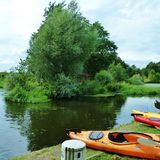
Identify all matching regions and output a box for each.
[0,1,159,103]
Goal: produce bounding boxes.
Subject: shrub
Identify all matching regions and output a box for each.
[0,80,4,88]
[107,83,121,92]
[108,63,128,82]
[0,72,8,88]
[79,80,107,95]
[5,85,28,103]
[27,87,49,103]
[95,70,113,85]
[128,74,144,85]
[148,70,160,83]
[53,73,78,99]
[5,84,50,103]
[5,73,51,103]
[5,72,28,91]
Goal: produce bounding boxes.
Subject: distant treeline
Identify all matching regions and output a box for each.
[2,1,160,103]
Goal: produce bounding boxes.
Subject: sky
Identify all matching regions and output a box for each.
[0,0,160,71]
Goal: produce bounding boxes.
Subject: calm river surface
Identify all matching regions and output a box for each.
[0,89,160,159]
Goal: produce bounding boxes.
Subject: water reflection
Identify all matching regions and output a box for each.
[5,96,126,151]
[1,91,160,160]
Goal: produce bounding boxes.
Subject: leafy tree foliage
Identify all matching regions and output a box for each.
[127,65,141,77]
[53,73,78,98]
[84,51,117,77]
[128,74,144,85]
[84,22,118,77]
[7,1,159,102]
[146,62,160,73]
[148,70,160,83]
[108,63,128,82]
[95,70,113,85]
[0,72,8,88]
[27,1,97,82]
[0,72,8,79]
[92,22,117,53]
[142,61,160,82]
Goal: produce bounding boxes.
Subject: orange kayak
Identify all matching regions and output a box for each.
[67,129,160,160]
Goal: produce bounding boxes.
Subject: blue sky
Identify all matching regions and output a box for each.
[0,0,160,71]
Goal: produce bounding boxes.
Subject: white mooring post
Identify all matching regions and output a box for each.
[61,140,86,160]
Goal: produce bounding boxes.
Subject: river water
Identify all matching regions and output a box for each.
[0,89,160,159]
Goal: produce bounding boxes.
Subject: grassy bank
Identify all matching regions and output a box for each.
[89,83,160,98]
[5,86,50,103]
[119,83,160,96]
[5,82,160,103]
[10,121,160,160]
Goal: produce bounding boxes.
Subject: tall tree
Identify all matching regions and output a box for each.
[27,1,97,82]
[84,22,118,77]
[93,21,117,53]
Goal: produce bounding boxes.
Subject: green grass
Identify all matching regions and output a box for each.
[87,83,160,98]
[119,83,160,96]
[10,121,160,160]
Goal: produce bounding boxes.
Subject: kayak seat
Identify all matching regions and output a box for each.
[108,133,127,143]
[89,131,104,140]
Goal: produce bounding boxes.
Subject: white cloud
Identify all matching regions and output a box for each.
[0,0,160,71]
[0,0,52,71]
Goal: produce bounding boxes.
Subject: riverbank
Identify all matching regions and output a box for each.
[10,121,160,160]
[5,83,160,104]
[87,83,160,98]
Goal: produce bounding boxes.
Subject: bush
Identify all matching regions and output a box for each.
[5,83,50,103]
[128,74,144,85]
[53,73,78,99]
[0,80,4,88]
[95,70,113,85]
[5,73,51,103]
[0,72,8,88]
[5,72,28,91]
[79,80,107,95]
[5,85,28,103]
[27,87,49,103]
[148,70,160,83]
[108,63,128,82]
[107,83,121,92]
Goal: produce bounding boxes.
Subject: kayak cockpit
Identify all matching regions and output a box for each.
[108,132,128,143]
[108,132,154,144]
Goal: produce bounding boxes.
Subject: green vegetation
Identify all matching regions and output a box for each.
[119,83,160,96]
[87,83,160,98]
[142,62,160,83]
[0,72,8,88]
[10,121,160,160]
[5,70,50,103]
[0,80,4,88]
[4,1,160,103]
[95,70,113,85]
[128,74,144,85]
[108,63,128,82]
[53,73,78,99]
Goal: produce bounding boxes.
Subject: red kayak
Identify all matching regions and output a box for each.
[134,115,160,128]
